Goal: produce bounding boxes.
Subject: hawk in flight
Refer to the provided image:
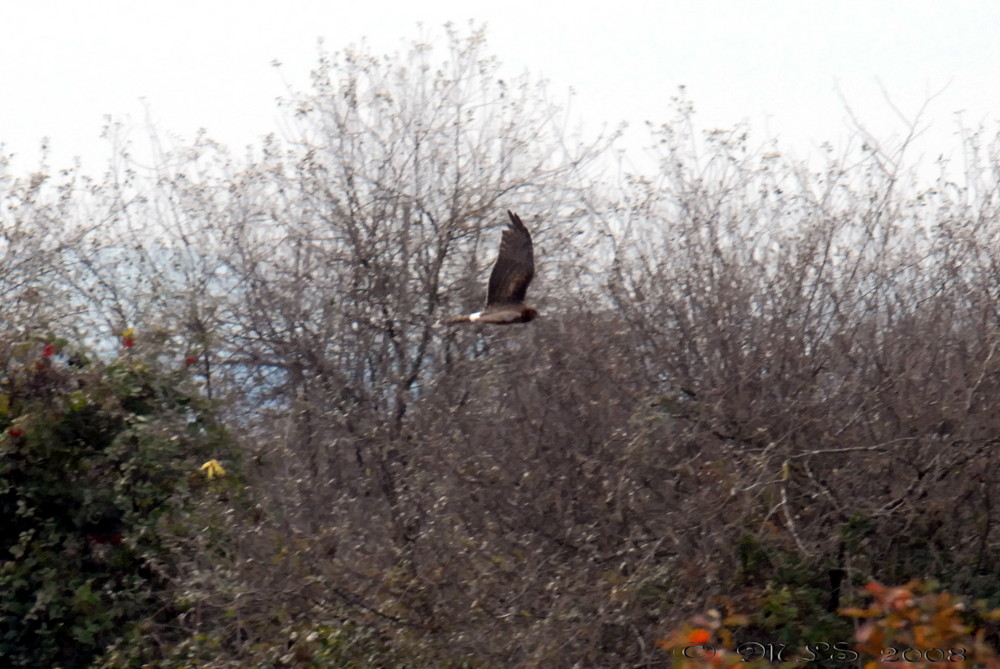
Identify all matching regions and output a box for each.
[441,210,537,325]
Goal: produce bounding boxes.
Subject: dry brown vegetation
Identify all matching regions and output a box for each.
[4,25,1000,668]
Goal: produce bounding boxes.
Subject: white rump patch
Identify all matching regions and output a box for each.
[469,312,482,322]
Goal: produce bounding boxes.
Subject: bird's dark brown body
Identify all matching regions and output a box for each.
[441,210,537,326]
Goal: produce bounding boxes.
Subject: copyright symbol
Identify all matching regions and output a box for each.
[673,642,717,660]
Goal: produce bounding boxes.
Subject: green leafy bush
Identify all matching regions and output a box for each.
[0,336,232,669]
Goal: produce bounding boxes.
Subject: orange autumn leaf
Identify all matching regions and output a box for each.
[688,628,711,644]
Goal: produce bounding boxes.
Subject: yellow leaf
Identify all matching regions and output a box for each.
[200,459,226,479]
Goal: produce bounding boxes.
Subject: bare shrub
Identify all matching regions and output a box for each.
[608,95,1000,640]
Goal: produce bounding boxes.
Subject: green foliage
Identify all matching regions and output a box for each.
[0,339,232,669]
[733,534,852,645]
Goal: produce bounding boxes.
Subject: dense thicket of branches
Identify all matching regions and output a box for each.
[3,25,1000,667]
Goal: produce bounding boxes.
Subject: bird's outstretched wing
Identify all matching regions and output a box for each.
[486,210,534,306]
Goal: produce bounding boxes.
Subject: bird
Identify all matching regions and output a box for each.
[441,210,538,325]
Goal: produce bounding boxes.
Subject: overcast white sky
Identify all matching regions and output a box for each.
[3,0,999,179]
